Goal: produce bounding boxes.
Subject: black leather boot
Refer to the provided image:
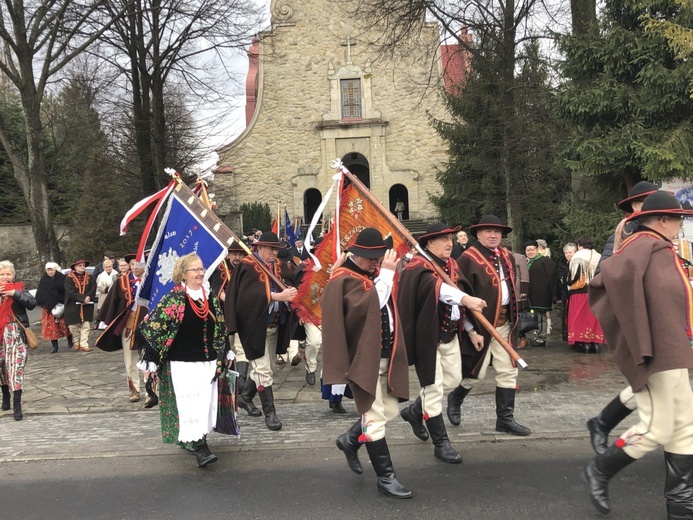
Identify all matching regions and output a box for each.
[665,452,693,519]
[195,442,218,467]
[447,385,470,426]
[258,386,282,430]
[365,438,413,499]
[13,390,22,421]
[583,444,636,514]
[495,387,530,436]
[1,385,9,411]
[329,395,346,414]
[51,340,59,353]
[586,395,634,455]
[67,335,74,349]
[237,376,262,417]
[336,419,363,474]
[426,414,462,464]
[400,396,429,441]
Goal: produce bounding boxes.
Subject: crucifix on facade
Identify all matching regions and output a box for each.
[341,35,357,65]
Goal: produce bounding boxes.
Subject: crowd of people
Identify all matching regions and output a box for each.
[5,181,693,516]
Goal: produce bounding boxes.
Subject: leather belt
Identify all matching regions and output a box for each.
[268,312,280,329]
[439,320,460,344]
[496,305,510,326]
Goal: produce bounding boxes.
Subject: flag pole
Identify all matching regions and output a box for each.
[330,160,527,369]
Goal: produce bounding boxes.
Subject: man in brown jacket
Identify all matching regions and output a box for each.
[586,191,693,516]
[321,228,411,499]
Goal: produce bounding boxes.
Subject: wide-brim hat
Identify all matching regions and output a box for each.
[255,232,287,248]
[618,181,659,212]
[468,215,512,237]
[418,222,461,247]
[626,191,693,223]
[70,259,90,269]
[277,247,294,261]
[228,241,247,253]
[123,253,137,263]
[347,228,392,258]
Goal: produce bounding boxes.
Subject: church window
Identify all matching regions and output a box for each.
[340,79,362,119]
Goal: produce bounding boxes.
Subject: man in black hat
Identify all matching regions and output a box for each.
[322,227,411,499]
[586,181,659,455]
[64,259,97,352]
[585,191,693,515]
[397,223,486,464]
[225,232,297,431]
[448,215,531,436]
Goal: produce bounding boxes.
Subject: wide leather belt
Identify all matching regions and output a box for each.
[439,320,460,344]
[496,305,510,326]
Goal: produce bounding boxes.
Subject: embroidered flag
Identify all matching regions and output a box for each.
[138,191,228,312]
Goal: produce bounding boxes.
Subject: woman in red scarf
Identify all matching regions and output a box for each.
[0,260,37,420]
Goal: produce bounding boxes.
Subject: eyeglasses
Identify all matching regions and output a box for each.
[185,267,206,273]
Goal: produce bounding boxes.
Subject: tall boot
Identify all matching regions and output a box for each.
[237,376,262,417]
[67,335,74,349]
[365,438,413,499]
[447,385,471,426]
[258,385,282,431]
[336,419,363,474]
[51,339,59,353]
[495,387,531,436]
[586,396,634,455]
[1,385,10,411]
[583,444,636,514]
[13,390,22,421]
[665,452,693,519]
[426,414,462,464]
[400,396,429,441]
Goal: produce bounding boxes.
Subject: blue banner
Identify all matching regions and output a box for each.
[137,192,227,312]
[284,208,297,247]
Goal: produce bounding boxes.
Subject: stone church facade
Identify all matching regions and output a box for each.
[214,0,466,227]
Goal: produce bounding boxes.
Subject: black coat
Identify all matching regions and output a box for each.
[64,271,97,325]
[35,271,67,310]
[527,255,556,310]
[8,287,37,328]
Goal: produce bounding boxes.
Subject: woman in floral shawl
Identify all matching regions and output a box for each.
[138,253,230,467]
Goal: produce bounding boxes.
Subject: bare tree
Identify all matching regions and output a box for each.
[0,0,125,263]
[98,0,263,193]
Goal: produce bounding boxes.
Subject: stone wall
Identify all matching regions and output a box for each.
[0,224,71,286]
[215,0,448,222]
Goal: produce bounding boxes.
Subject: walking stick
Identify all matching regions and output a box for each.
[331,160,527,369]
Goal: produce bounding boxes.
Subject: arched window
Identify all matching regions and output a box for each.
[341,152,370,189]
[303,188,323,225]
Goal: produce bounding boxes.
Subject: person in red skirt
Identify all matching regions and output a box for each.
[566,236,604,353]
[35,262,73,353]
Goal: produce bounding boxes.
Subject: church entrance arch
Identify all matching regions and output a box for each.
[303,188,323,225]
[389,184,409,220]
[341,152,370,189]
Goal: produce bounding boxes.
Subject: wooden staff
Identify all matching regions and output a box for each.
[334,161,527,369]
[169,172,288,291]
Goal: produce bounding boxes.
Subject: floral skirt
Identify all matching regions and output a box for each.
[1,322,28,391]
[41,308,70,341]
[567,292,604,345]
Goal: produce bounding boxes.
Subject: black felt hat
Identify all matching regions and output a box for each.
[228,241,247,253]
[70,259,90,269]
[277,245,294,261]
[347,228,391,258]
[255,232,287,248]
[123,253,137,263]
[626,191,693,222]
[618,181,659,213]
[417,222,461,247]
[468,215,512,237]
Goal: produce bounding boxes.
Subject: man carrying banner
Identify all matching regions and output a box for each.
[322,228,411,499]
[225,232,297,431]
[96,254,148,403]
[397,223,487,463]
[448,215,531,436]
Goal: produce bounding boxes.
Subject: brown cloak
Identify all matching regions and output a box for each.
[456,244,520,378]
[95,274,146,352]
[64,272,97,326]
[224,255,293,360]
[321,266,409,413]
[589,230,693,392]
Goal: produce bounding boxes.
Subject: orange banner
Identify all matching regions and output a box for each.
[294,183,411,325]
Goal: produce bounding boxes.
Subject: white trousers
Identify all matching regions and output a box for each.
[121,331,140,393]
[619,369,693,459]
[361,358,400,442]
[619,385,637,410]
[304,322,322,374]
[420,336,462,417]
[68,321,91,349]
[461,322,517,390]
[249,326,278,388]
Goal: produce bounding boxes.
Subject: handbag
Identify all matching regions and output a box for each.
[214,368,241,437]
[518,300,540,334]
[13,315,38,349]
[51,303,65,319]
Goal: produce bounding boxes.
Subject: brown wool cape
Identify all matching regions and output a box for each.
[589,231,693,392]
[64,272,97,326]
[397,254,471,387]
[95,275,146,352]
[224,256,293,360]
[321,267,409,414]
[456,245,520,379]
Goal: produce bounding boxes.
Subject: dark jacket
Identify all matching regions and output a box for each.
[64,271,97,325]
[527,255,556,310]
[10,287,37,328]
[35,271,67,311]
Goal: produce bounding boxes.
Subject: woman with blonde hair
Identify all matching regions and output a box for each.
[96,259,118,315]
[138,253,231,467]
[0,260,37,420]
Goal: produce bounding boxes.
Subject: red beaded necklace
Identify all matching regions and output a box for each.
[185,287,210,319]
